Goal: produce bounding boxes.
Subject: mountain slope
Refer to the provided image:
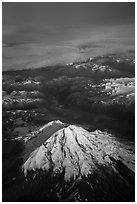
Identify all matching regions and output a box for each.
[17,121,135,202]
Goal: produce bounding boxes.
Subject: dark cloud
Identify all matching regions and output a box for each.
[3,2,135,26]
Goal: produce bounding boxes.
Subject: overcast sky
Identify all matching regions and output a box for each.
[3,2,135,26]
[2,2,135,71]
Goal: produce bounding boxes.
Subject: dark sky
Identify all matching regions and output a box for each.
[3,2,135,26]
[2,2,135,71]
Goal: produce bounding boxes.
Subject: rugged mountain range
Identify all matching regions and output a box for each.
[3,53,135,201]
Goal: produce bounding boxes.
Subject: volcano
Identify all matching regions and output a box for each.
[10,120,134,202]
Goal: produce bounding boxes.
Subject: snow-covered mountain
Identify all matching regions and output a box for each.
[13,120,135,201]
[2,53,135,201]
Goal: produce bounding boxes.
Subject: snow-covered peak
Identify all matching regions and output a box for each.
[38,120,63,132]
[22,122,134,182]
[102,77,135,96]
[23,80,40,85]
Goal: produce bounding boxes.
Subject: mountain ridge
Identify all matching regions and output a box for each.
[16,120,135,201]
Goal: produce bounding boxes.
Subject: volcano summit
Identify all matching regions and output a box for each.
[4,120,134,201]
